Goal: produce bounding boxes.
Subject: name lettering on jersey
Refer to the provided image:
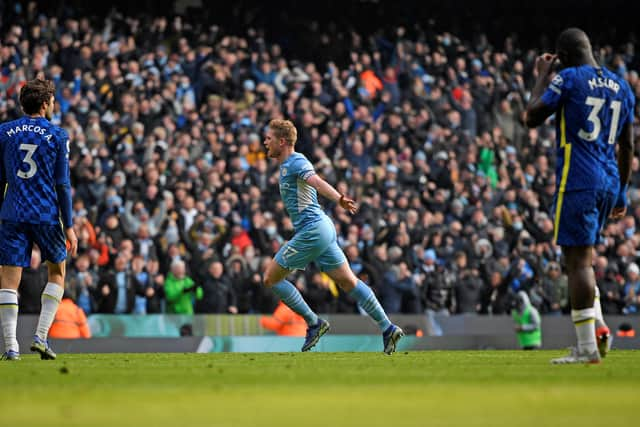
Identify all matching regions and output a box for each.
[5,124,53,141]
[588,77,620,94]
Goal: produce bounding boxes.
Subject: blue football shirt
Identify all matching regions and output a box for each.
[279,152,326,231]
[541,65,635,192]
[0,116,70,225]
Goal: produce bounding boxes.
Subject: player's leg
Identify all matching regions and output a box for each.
[263,257,329,351]
[550,190,603,364]
[322,253,403,355]
[0,222,32,360]
[263,258,319,327]
[593,285,611,357]
[566,245,598,351]
[266,226,333,351]
[592,189,615,357]
[30,225,67,360]
[0,266,24,360]
[325,262,392,331]
[550,245,600,364]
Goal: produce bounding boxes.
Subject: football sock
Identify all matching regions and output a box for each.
[349,280,392,332]
[0,289,19,352]
[571,308,597,354]
[593,286,607,330]
[35,283,64,341]
[272,280,318,326]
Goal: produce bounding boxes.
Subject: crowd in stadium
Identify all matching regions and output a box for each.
[2,3,640,318]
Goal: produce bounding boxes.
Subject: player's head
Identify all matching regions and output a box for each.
[19,78,56,119]
[556,27,594,68]
[264,119,297,158]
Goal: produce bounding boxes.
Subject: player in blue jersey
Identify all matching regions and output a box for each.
[0,79,78,360]
[525,28,635,364]
[262,119,404,354]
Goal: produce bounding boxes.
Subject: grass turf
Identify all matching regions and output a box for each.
[2,350,637,427]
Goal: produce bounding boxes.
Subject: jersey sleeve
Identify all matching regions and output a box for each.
[54,128,71,186]
[540,68,575,110]
[294,155,316,181]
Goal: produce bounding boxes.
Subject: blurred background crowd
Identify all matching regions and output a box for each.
[2,0,640,319]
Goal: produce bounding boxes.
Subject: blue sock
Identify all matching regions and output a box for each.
[272,280,318,326]
[349,280,392,332]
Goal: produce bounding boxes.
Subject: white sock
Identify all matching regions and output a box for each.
[0,289,19,352]
[36,283,64,341]
[593,286,606,330]
[571,308,597,354]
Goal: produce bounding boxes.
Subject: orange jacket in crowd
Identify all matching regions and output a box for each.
[48,298,92,339]
[260,301,307,336]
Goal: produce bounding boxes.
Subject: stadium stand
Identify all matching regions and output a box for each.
[1,0,639,319]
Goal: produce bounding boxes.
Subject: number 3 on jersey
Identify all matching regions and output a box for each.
[17,143,38,179]
[578,96,622,144]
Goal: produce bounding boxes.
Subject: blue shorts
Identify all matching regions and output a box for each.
[552,189,616,246]
[274,216,347,272]
[0,221,67,267]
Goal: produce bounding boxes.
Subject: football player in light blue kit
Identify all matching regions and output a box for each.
[262,119,403,354]
[526,28,635,364]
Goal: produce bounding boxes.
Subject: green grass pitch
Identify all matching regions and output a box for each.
[3,350,637,427]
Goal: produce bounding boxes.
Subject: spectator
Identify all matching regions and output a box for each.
[303,271,338,314]
[164,259,202,314]
[0,4,636,317]
[196,261,237,314]
[622,263,640,314]
[382,261,421,314]
[417,249,453,335]
[95,255,136,314]
[511,291,542,350]
[598,264,625,315]
[67,253,99,315]
[143,259,165,314]
[535,261,569,315]
[260,301,307,336]
[451,251,483,314]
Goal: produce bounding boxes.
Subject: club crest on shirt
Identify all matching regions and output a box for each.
[281,168,287,176]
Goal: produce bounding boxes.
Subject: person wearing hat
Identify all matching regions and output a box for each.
[511,290,542,350]
[416,248,452,336]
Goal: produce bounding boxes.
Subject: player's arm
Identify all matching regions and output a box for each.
[55,132,77,256]
[306,174,357,214]
[525,53,558,128]
[611,120,634,219]
[0,150,5,213]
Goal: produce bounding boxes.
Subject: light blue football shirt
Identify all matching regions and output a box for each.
[279,152,326,231]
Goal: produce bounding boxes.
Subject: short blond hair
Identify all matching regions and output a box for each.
[268,119,297,146]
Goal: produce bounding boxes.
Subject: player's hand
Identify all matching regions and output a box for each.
[611,184,629,220]
[534,53,557,77]
[65,227,78,257]
[339,194,358,214]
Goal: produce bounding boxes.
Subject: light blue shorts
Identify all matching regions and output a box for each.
[274,216,346,272]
